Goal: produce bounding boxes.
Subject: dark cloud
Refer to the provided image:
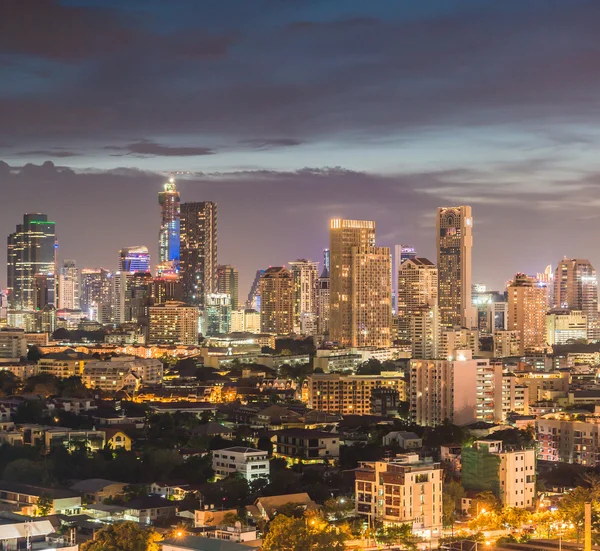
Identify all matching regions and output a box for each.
[17,150,80,158]
[241,138,304,150]
[104,141,215,157]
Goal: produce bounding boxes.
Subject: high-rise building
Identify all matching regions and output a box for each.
[148,301,198,345]
[316,267,330,336]
[246,269,264,311]
[507,273,547,355]
[230,308,261,333]
[288,259,319,333]
[180,202,217,308]
[397,257,438,340]
[546,309,587,345]
[393,244,417,312]
[203,293,232,336]
[149,274,183,305]
[329,219,391,347]
[410,304,439,360]
[81,268,113,323]
[118,246,150,273]
[113,271,152,325]
[158,177,180,265]
[259,267,294,335]
[216,265,239,311]
[437,206,473,329]
[323,248,330,273]
[553,258,599,340]
[493,330,521,358]
[7,213,57,312]
[57,260,80,310]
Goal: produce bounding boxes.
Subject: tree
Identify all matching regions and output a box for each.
[262,514,348,551]
[376,523,418,550]
[27,345,43,362]
[36,494,53,516]
[501,507,532,530]
[443,480,465,527]
[0,371,21,396]
[323,497,354,522]
[3,459,47,485]
[81,522,162,551]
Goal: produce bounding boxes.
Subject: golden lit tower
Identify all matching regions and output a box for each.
[259,267,294,335]
[507,273,547,354]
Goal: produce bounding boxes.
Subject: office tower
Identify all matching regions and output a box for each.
[149,274,183,305]
[113,271,152,325]
[437,206,474,329]
[410,350,500,426]
[0,290,6,321]
[410,304,439,359]
[355,455,443,539]
[148,301,198,345]
[537,265,554,307]
[397,257,438,340]
[180,201,217,308]
[81,268,113,323]
[7,213,57,311]
[57,260,80,310]
[288,259,319,333]
[351,245,392,347]
[216,265,239,310]
[323,248,330,273]
[546,310,588,345]
[246,269,264,310]
[316,266,330,336]
[158,177,181,265]
[330,219,391,347]
[118,246,150,273]
[259,267,294,335]
[203,293,232,336]
[553,258,599,340]
[485,300,508,334]
[33,273,54,310]
[507,273,547,354]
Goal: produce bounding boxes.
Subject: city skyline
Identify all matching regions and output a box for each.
[3,1,600,295]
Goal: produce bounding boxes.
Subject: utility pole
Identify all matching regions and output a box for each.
[584,502,592,551]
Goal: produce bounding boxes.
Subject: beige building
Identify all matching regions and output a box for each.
[554,258,599,340]
[230,308,261,333]
[355,454,443,538]
[308,372,406,415]
[438,327,479,359]
[38,351,92,378]
[148,301,198,345]
[410,305,439,360]
[288,259,319,333]
[0,328,27,360]
[493,330,521,358]
[537,415,600,466]
[437,206,474,329]
[501,373,529,417]
[507,273,547,354]
[546,309,587,345]
[397,257,438,340]
[260,267,294,335]
[83,357,162,391]
[329,219,376,346]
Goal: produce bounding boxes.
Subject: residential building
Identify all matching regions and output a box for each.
[537,415,600,466]
[513,370,569,403]
[308,372,406,415]
[70,479,126,504]
[355,454,443,538]
[158,177,181,265]
[462,440,536,508]
[180,201,217,309]
[80,267,113,323]
[315,267,330,336]
[554,258,599,340]
[82,362,139,392]
[493,330,521,358]
[216,265,239,310]
[148,301,199,345]
[259,267,294,335]
[437,327,479,359]
[273,429,339,463]
[149,274,183,305]
[501,373,529,417]
[437,206,474,328]
[507,273,547,354]
[113,270,152,325]
[249,493,318,522]
[0,328,27,360]
[203,293,231,336]
[7,213,57,313]
[288,259,319,333]
[410,305,439,359]
[230,308,261,333]
[212,447,270,481]
[57,260,80,310]
[546,309,588,345]
[382,431,423,449]
[0,481,81,516]
[122,496,177,524]
[163,535,254,551]
[38,351,92,378]
[397,257,438,340]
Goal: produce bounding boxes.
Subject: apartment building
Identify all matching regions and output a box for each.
[537,415,600,466]
[212,447,270,481]
[355,454,443,538]
[308,372,406,415]
[273,429,339,464]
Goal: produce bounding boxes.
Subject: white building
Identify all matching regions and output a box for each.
[212,447,270,481]
[546,310,588,345]
[230,309,261,334]
[84,356,163,386]
[493,330,521,358]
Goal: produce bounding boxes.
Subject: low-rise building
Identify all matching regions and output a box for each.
[0,481,81,515]
[537,414,600,466]
[382,431,422,449]
[354,454,443,538]
[0,328,27,360]
[273,429,339,463]
[82,356,163,390]
[70,479,126,503]
[248,492,318,521]
[122,496,178,524]
[212,447,270,481]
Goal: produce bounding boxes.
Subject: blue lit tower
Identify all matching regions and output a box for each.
[118,246,150,273]
[158,177,181,265]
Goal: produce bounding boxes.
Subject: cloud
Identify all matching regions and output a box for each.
[104,140,215,157]
[241,138,304,150]
[17,149,80,158]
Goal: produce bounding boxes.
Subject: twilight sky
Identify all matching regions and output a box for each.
[3,0,600,297]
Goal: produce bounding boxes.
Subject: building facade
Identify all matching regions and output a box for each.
[148,301,199,345]
[507,273,547,354]
[118,246,150,273]
[288,259,319,333]
[158,178,181,265]
[259,267,294,335]
[57,260,80,310]
[212,447,270,481]
[216,265,239,310]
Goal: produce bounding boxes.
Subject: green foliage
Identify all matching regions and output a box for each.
[3,459,48,485]
[13,399,46,423]
[0,371,21,396]
[443,480,465,527]
[262,513,348,551]
[27,345,43,362]
[36,494,53,516]
[356,359,383,375]
[376,523,418,550]
[80,522,162,551]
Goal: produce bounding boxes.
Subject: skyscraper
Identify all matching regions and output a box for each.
[323,248,330,273]
[553,258,599,340]
[288,259,319,333]
[113,271,152,325]
[216,265,239,310]
[394,244,417,311]
[260,267,294,335]
[118,246,150,273]
[203,293,232,336]
[329,219,391,347]
[7,213,57,311]
[316,266,330,336]
[158,177,181,266]
[507,273,547,354]
[246,269,264,310]
[81,268,113,323]
[180,202,217,308]
[58,259,80,310]
[397,257,438,340]
[437,206,473,329]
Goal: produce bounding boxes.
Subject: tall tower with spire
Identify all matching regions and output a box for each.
[158,177,181,267]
